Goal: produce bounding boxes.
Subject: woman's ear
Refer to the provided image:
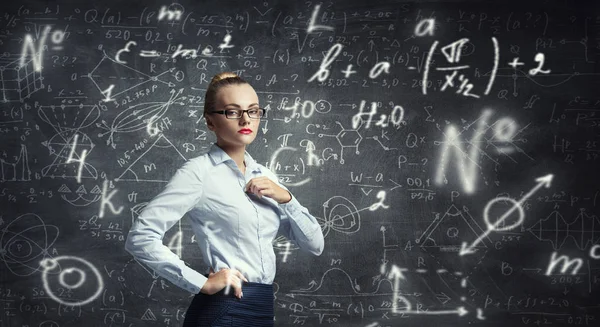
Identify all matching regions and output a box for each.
[205,115,215,131]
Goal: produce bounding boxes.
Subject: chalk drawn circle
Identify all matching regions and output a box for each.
[321,196,360,236]
[40,255,104,306]
[59,267,86,289]
[39,320,60,327]
[40,258,58,270]
[0,213,59,276]
[7,239,33,258]
[314,100,332,114]
[483,196,524,232]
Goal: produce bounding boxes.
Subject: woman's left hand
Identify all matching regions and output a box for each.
[244,177,292,204]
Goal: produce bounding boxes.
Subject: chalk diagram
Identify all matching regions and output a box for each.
[87,53,175,101]
[500,63,592,96]
[0,53,44,103]
[284,266,468,323]
[315,119,401,164]
[58,183,103,207]
[114,134,187,183]
[0,213,59,276]
[284,267,408,322]
[39,255,104,306]
[528,209,600,250]
[38,101,100,180]
[315,195,365,238]
[97,88,185,148]
[417,204,491,253]
[317,121,363,164]
[0,144,32,181]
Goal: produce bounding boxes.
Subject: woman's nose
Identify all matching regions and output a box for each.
[239,111,252,122]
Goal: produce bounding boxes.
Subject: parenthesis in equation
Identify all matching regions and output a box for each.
[118,290,124,305]
[393,51,398,64]
[506,12,513,32]
[182,11,193,36]
[140,7,147,27]
[357,50,364,67]
[299,157,306,174]
[286,49,290,65]
[272,11,282,37]
[244,11,250,32]
[102,288,109,306]
[346,303,352,315]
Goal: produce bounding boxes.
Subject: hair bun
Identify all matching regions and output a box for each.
[210,72,240,84]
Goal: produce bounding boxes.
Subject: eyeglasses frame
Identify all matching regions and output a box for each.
[207,108,267,119]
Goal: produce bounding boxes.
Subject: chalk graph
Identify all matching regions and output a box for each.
[528,209,600,250]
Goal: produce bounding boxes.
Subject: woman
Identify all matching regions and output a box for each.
[124,72,325,327]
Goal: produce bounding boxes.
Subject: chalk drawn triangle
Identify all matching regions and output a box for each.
[417,204,490,252]
[141,308,157,321]
[115,134,187,183]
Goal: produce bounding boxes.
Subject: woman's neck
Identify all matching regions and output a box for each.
[215,141,246,170]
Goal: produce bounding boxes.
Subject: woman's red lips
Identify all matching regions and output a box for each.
[238,129,252,134]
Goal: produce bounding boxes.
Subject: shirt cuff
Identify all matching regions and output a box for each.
[182,268,208,294]
[278,192,302,216]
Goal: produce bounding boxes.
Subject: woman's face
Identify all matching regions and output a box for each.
[206,83,261,148]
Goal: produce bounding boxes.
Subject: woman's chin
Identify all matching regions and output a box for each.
[237,134,256,143]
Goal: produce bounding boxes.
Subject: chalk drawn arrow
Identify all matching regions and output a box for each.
[459,174,553,256]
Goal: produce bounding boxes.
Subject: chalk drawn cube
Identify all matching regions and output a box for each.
[0,54,44,102]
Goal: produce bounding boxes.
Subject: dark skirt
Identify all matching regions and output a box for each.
[182,281,274,327]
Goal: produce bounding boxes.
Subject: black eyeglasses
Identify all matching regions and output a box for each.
[208,108,266,119]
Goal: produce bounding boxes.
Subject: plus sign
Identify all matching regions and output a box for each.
[508,57,525,69]
[341,64,357,78]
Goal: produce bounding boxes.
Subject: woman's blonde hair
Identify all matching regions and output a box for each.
[203,72,248,118]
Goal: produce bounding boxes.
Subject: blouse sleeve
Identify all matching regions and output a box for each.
[272,176,324,256]
[124,159,208,294]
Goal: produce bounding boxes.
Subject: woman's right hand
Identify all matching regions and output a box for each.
[200,267,248,299]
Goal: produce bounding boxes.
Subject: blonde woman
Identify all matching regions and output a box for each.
[125,72,324,326]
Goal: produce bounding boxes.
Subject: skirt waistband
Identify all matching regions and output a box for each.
[203,274,273,297]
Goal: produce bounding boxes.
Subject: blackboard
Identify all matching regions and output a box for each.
[1,0,599,326]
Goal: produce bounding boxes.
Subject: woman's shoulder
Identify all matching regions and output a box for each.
[176,152,213,175]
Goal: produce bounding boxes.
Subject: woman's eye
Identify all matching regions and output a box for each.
[226,110,239,116]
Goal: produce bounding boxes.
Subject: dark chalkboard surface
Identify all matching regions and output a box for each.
[1,0,599,326]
